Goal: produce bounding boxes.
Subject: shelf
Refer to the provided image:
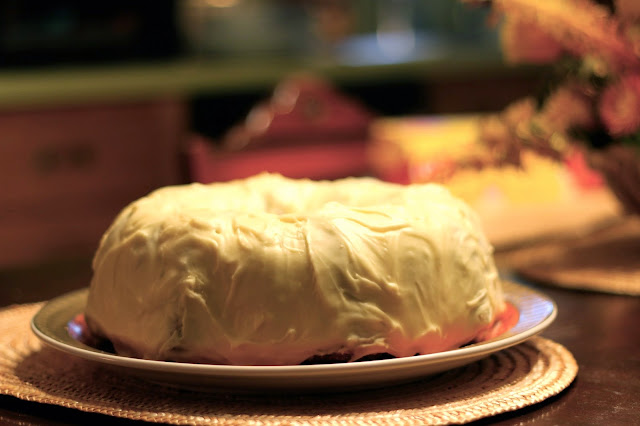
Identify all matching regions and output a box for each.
[0,43,539,111]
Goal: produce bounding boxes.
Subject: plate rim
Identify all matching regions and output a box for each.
[30,281,557,382]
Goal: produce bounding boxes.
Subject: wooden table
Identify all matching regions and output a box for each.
[0,259,638,425]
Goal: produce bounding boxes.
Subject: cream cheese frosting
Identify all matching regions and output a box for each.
[85,173,505,365]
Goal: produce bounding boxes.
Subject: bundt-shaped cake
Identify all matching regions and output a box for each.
[84,173,506,365]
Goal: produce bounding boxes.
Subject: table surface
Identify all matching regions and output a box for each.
[0,258,638,426]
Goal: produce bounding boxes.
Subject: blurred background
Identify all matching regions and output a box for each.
[1,0,615,301]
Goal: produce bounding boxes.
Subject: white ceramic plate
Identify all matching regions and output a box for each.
[31,281,556,393]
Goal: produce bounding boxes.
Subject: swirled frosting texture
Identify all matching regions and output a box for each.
[85,173,504,365]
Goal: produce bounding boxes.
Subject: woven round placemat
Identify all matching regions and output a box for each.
[0,303,577,425]
[504,216,640,296]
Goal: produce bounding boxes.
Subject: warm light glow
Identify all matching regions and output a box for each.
[203,0,239,8]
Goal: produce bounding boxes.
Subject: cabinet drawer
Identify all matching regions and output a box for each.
[0,100,184,204]
[0,99,186,267]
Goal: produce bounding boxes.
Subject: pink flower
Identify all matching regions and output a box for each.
[500,16,565,64]
[494,0,640,72]
[622,23,640,58]
[599,74,640,137]
[542,85,595,132]
[616,0,640,23]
